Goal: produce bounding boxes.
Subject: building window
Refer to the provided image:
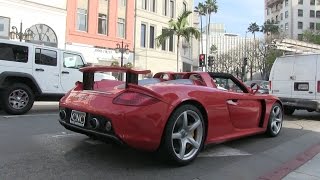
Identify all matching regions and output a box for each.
[161,29,166,50]
[183,2,187,12]
[285,0,288,6]
[298,0,303,4]
[310,10,315,17]
[142,0,147,10]
[298,34,303,40]
[98,0,109,35]
[311,0,315,5]
[149,26,155,48]
[317,11,320,18]
[169,34,173,52]
[281,13,283,20]
[150,0,156,12]
[170,0,174,18]
[316,23,320,30]
[298,9,303,17]
[119,0,126,6]
[298,22,303,29]
[77,0,88,32]
[285,11,289,18]
[140,24,146,48]
[117,18,125,38]
[163,0,168,16]
[310,22,315,29]
[285,23,289,30]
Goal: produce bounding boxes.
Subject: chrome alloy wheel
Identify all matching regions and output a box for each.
[270,105,283,135]
[171,110,203,161]
[8,89,29,110]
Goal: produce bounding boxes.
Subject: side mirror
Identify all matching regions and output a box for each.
[250,83,260,94]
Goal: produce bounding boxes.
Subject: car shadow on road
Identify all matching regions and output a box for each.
[285,110,320,121]
[60,126,317,171]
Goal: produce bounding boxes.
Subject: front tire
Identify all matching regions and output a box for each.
[266,103,283,137]
[159,104,205,166]
[1,83,35,115]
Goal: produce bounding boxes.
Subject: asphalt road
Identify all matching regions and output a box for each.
[0,102,319,180]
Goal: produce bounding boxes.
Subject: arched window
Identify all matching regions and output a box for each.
[27,24,58,47]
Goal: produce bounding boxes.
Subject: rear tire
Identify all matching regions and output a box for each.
[159,104,205,166]
[283,106,295,115]
[1,83,35,115]
[266,103,283,137]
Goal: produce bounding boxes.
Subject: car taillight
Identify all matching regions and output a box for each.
[113,91,159,106]
[269,81,272,90]
[317,81,320,93]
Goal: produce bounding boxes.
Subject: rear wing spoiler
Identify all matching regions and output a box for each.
[79,66,151,90]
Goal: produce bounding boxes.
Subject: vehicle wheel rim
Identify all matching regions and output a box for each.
[271,106,282,135]
[171,110,203,161]
[8,89,29,110]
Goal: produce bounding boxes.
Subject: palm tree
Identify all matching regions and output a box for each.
[195,2,206,54]
[248,22,260,40]
[247,22,260,80]
[205,0,218,30]
[156,11,200,72]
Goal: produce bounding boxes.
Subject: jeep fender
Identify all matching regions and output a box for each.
[0,72,42,94]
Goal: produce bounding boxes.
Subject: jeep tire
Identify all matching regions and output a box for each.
[1,83,35,115]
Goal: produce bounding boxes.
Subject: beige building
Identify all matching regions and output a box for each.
[265,0,320,40]
[134,0,195,74]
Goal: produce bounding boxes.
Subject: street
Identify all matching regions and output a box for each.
[0,102,320,180]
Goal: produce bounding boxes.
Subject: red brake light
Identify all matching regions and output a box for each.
[317,81,320,93]
[113,91,159,106]
[269,81,272,90]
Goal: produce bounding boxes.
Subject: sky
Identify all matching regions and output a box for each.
[194,0,265,37]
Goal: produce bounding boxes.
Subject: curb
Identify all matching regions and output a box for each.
[258,142,320,180]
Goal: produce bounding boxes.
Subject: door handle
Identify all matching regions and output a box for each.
[61,71,69,74]
[309,91,313,94]
[35,68,44,72]
[227,99,238,105]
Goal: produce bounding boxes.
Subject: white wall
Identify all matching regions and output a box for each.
[0,0,67,48]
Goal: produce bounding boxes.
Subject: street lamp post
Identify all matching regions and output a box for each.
[115,40,130,80]
[10,22,33,42]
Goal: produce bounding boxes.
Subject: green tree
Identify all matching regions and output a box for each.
[210,44,217,54]
[204,0,218,30]
[195,2,206,54]
[302,30,320,45]
[247,22,260,80]
[156,11,200,72]
[260,20,279,38]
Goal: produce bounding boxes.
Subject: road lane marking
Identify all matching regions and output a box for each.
[199,145,251,157]
[51,132,79,138]
[2,113,57,118]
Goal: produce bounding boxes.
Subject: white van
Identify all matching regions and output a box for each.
[269,53,320,115]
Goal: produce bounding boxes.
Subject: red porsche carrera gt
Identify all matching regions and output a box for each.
[58,66,283,165]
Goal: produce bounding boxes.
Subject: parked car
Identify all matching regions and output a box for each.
[269,53,320,115]
[0,39,115,115]
[244,80,270,94]
[58,66,284,165]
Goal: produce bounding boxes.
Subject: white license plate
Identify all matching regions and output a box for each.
[70,110,86,127]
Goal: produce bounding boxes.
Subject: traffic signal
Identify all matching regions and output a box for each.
[208,56,214,67]
[199,54,205,67]
[243,57,248,66]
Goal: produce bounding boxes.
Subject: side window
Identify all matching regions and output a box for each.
[213,77,244,93]
[35,48,57,66]
[63,53,85,69]
[0,43,28,63]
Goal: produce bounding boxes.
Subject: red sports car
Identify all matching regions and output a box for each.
[58,66,283,165]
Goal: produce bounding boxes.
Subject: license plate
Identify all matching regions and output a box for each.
[70,110,86,127]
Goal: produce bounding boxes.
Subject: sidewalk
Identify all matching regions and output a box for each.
[283,152,320,179]
[259,143,320,180]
